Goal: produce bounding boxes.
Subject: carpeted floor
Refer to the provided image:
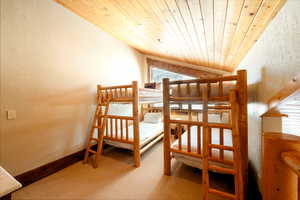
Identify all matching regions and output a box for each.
[13,141,234,200]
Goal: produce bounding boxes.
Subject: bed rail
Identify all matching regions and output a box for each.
[97,82,162,104]
[169,74,238,104]
[102,115,134,144]
[97,83,135,103]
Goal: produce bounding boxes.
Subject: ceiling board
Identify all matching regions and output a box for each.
[54,0,287,72]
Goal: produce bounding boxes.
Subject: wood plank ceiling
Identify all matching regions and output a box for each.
[54,0,286,72]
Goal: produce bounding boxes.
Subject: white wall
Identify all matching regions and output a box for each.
[0,0,146,175]
[236,0,300,181]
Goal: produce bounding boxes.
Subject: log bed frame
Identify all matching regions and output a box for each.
[163,70,248,200]
[84,81,163,168]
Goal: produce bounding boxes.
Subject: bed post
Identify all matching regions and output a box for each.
[132,81,141,167]
[230,90,244,200]
[237,70,248,197]
[202,85,209,200]
[97,84,104,160]
[97,85,102,152]
[163,78,171,175]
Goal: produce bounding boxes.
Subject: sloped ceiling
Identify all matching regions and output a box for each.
[54,0,286,72]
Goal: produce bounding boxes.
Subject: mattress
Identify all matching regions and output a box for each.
[139,88,162,103]
[104,122,163,150]
[171,126,233,169]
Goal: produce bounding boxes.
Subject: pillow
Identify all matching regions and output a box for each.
[144,113,162,124]
[220,112,230,124]
[107,103,132,117]
[197,113,222,123]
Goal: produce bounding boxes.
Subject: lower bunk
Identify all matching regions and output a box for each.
[89,103,164,167]
[171,126,233,171]
[104,120,164,154]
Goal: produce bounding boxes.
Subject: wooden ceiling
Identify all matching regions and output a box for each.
[54,0,286,72]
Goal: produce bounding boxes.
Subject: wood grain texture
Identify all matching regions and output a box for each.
[281,151,300,177]
[262,133,300,200]
[53,0,286,72]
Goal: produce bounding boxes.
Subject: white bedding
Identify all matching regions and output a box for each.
[171,126,233,169]
[104,122,163,150]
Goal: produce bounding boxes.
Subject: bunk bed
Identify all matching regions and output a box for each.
[163,70,248,200]
[84,81,163,168]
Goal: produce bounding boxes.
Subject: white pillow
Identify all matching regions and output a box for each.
[197,113,222,123]
[144,113,162,124]
[107,103,132,117]
[220,112,230,124]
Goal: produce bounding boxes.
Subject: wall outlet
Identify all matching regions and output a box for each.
[7,110,17,120]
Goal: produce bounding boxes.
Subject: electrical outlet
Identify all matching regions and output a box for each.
[7,110,17,120]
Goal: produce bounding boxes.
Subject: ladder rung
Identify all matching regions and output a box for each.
[93,126,101,128]
[208,144,234,151]
[208,188,236,200]
[88,150,97,154]
[208,165,236,175]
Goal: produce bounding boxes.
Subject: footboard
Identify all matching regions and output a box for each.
[169,120,235,167]
[103,115,134,145]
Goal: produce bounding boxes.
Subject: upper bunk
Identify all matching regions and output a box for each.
[97,81,162,104]
[164,70,247,106]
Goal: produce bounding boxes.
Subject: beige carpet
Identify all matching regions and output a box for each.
[13,141,234,200]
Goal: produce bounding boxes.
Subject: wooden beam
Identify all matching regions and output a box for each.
[268,73,300,108]
[261,73,300,117]
[147,58,220,80]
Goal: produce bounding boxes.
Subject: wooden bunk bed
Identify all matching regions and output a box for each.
[163,70,248,200]
[83,81,163,168]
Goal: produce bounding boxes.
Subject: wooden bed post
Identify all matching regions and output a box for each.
[97,85,102,150]
[132,81,141,167]
[95,85,103,167]
[202,85,209,200]
[237,70,248,197]
[230,90,244,200]
[163,78,171,175]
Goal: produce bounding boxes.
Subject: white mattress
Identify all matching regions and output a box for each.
[171,126,233,169]
[104,122,163,150]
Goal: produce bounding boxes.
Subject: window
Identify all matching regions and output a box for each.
[150,67,193,83]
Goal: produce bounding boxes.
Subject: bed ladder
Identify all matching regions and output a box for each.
[202,89,244,200]
[83,97,111,168]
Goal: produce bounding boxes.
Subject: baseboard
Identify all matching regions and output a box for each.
[15,145,98,187]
